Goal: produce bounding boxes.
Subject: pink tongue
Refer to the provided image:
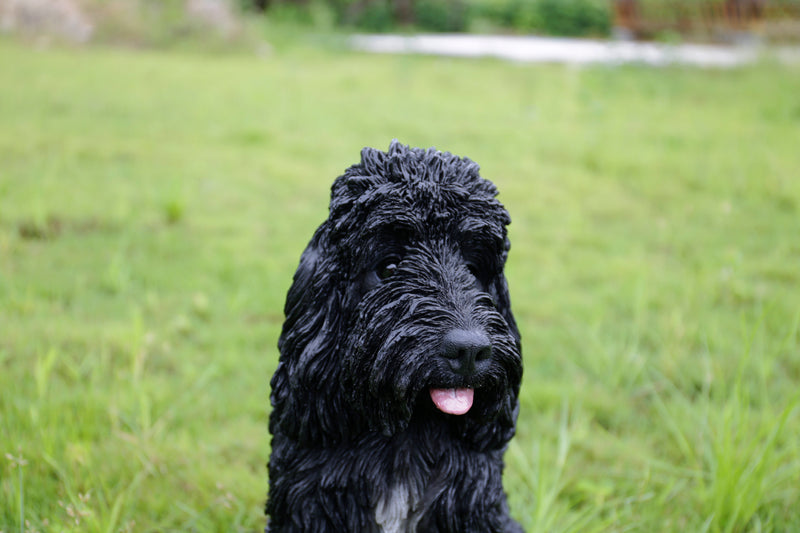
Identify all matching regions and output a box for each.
[430,388,474,415]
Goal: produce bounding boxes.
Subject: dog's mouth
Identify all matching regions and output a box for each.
[429,387,474,415]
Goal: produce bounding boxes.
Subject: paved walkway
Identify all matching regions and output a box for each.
[350,34,800,67]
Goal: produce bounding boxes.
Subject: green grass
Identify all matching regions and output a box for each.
[1,35,799,532]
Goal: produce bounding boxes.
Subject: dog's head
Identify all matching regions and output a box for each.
[271,141,522,450]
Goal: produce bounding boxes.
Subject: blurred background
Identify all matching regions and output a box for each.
[1,1,799,532]
[3,0,800,45]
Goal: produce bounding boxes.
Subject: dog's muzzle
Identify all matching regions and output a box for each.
[429,328,492,415]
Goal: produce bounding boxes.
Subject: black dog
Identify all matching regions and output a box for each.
[267,141,523,532]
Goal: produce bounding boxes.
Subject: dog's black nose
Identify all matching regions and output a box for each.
[441,329,492,375]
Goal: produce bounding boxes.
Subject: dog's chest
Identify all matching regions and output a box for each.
[375,483,425,533]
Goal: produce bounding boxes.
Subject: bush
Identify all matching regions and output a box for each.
[347,0,395,31]
[337,0,470,33]
[535,0,610,36]
[415,0,470,32]
[251,0,609,36]
[475,0,611,37]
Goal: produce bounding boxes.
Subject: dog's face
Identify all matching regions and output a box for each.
[272,142,521,450]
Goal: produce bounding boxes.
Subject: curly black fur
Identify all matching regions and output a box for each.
[266,141,523,532]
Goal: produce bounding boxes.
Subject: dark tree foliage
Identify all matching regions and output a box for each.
[245,0,614,36]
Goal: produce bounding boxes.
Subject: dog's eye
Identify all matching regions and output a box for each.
[376,258,400,280]
[466,262,486,283]
[466,262,489,291]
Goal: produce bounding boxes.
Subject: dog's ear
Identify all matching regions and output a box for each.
[484,236,522,448]
[270,232,364,446]
[281,242,322,320]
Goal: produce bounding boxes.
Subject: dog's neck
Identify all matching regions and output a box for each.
[373,419,474,533]
[375,482,421,533]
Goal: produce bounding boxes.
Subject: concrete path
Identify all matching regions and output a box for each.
[350,34,800,67]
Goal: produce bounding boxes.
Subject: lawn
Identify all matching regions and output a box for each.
[1,35,799,532]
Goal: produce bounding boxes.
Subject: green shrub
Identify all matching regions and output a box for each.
[507,0,541,32]
[350,0,395,31]
[415,0,471,32]
[536,0,610,36]
[471,0,611,37]
[265,0,317,24]
[253,0,610,36]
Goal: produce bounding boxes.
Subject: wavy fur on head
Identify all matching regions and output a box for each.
[267,141,523,532]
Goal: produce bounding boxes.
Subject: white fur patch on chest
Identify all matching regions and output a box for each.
[375,483,422,533]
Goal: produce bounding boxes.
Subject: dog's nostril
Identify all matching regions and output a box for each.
[475,345,492,361]
[441,329,492,375]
